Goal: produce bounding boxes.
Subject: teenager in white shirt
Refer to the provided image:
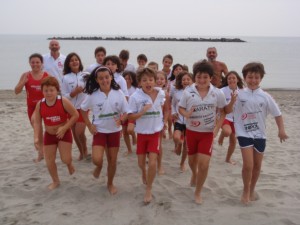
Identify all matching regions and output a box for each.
[128,67,168,203]
[85,46,106,74]
[61,53,89,161]
[81,66,129,195]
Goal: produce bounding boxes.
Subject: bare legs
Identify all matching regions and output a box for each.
[157,132,165,175]
[72,122,88,161]
[240,147,264,204]
[30,113,44,162]
[123,124,136,156]
[218,124,237,164]
[173,130,187,171]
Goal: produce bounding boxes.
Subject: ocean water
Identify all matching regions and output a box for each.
[0,35,300,89]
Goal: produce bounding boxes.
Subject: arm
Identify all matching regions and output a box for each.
[14,72,29,94]
[214,108,225,138]
[224,91,237,114]
[56,97,79,139]
[33,102,42,149]
[127,104,152,121]
[275,115,288,143]
[178,106,194,119]
[81,109,97,135]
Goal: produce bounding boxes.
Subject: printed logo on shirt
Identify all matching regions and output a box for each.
[31,85,41,91]
[244,122,259,132]
[193,104,214,112]
[96,103,104,111]
[58,61,63,68]
[46,116,61,123]
[190,120,200,127]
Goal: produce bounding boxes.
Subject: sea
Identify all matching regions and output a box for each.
[0,35,299,90]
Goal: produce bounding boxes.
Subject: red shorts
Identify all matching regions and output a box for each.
[121,119,135,127]
[77,109,86,123]
[136,132,160,155]
[92,131,121,148]
[27,105,36,121]
[222,119,235,134]
[186,129,213,156]
[44,129,73,145]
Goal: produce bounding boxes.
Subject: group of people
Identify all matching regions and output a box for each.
[15,39,288,205]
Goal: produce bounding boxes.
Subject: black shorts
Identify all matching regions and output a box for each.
[237,136,266,153]
[174,122,186,132]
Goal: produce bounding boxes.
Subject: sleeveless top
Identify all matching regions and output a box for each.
[40,95,68,126]
[25,72,48,107]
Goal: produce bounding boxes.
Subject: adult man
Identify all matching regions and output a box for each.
[206,47,228,88]
[119,49,135,73]
[43,39,66,86]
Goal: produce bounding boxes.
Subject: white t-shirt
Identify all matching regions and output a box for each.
[114,72,129,97]
[233,87,281,139]
[85,63,101,74]
[128,88,165,134]
[127,86,137,97]
[171,89,185,124]
[124,63,135,73]
[220,86,239,122]
[178,83,227,132]
[43,53,66,85]
[81,89,129,133]
[61,72,88,109]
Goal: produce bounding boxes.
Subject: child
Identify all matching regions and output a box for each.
[137,54,148,70]
[171,72,193,172]
[178,60,228,204]
[155,71,170,175]
[81,66,129,195]
[14,53,49,162]
[61,52,89,161]
[230,62,288,204]
[128,67,168,203]
[218,71,244,165]
[34,77,79,190]
[85,46,106,73]
[119,49,135,72]
[123,71,138,155]
[147,61,159,72]
[162,54,173,80]
[103,55,129,98]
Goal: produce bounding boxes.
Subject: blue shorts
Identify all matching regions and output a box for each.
[237,136,266,153]
[174,122,186,132]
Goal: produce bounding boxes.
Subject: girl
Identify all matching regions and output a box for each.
[61,52,89,161]
[34,77,78,190]
[14,53,49,162]
[218,71,244,165]
[178,60,228,204]
[128,67,168,203]
[81,66,129,195]
[162,54,173,80]
[122,71,138,155]
[172,72,193,172]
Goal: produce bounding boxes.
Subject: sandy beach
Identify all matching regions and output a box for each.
[0,89,299,225]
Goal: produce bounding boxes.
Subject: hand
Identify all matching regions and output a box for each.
[142,104,152,114]
[34,138,40,150]
[88,124,97,135]
[56,126,67,139]
[278,130,288,143]
[114,115,121,128]
[185,106,195,119]
[230,90,238,103]
[172,113,179,121]
[21,72,29,84]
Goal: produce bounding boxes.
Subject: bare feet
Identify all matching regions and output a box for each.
[48,182,60,190]
[190,174,197,187]
[225,160,236,165]
[175,142,182,156]
[33,155,44,163]
[250,192,259,201]
[194,193,203,204]
[144,188,152,203]
[107,184,118,195]
[180,164,187,172]
[123,151,133,156]
[78,154,83,161]
[67,164,75,175]
[93,166,101,179]
[158,167,165,175]
[241,191,250,205]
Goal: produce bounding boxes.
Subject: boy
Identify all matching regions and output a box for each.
[128,67,168,203]
[86,46,106,73]
[230,62,288,204]
[137,54,148,70]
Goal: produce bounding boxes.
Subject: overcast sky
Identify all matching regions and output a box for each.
[1,0,299,37]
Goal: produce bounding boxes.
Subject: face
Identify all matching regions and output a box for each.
[163,58,172,69]
[148,64,158,72]
[95,51,106,64]
[42,85,58,100]
[69,55,80,73]
[195,72,211,89]
[182,74,193,88]
[156,73,167,88]
[96,70,112,92]
[138,59,147,67]
[227,73,238,89]
[173,66,183,77]
[124,74,132,87]
[49,40,60,52]
[29,57,43,72]
[206,48,217,61]
[105,60,118,73]
[140,74,156,94]
[245,72,262,90]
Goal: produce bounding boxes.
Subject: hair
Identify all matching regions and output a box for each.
[156,70,167,88]
[84,66,120,95]
[222,71,245,89]
[29,53,43,63]
[94,46,106,56]
[168,63,183,81]
[136,67,157,83]
[41,76,60,92]
[192,60,214,77]
[147,61,159,70]
[63,52,83,75]
[162,54,173,63]
[103,55,122,73]
[182,64,189,72]
[119,49,129,60]
[137,54,148,62]
[242,62,265,79]
[175,72,193,90]
[123,71,138,88]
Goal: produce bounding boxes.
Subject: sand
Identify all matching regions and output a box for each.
[0,89,299,225]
